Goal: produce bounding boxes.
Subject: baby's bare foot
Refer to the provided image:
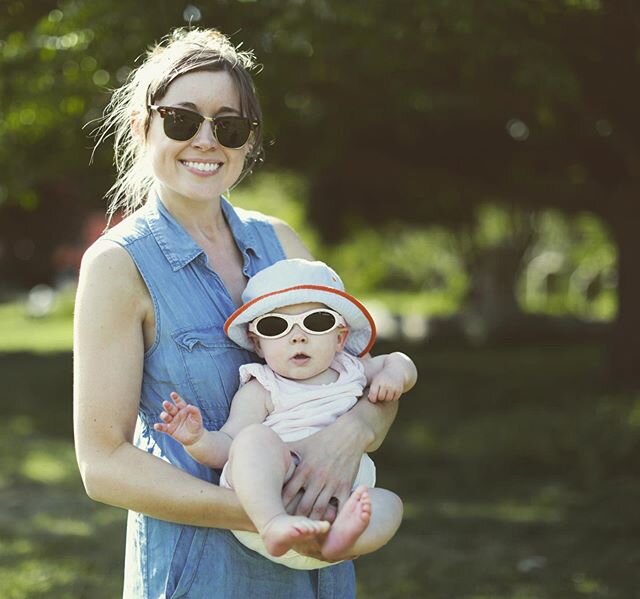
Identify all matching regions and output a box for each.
[261,514,330,557]
[321,485,372,561]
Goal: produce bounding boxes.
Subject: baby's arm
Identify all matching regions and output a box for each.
[154,380,270,467]
[361,352,418,402]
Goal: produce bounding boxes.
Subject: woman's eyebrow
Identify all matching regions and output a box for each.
[216,105,241,115]
[174,101,241,115]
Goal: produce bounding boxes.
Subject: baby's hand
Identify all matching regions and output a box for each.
[368,370,404,402]
[154,392,204,446]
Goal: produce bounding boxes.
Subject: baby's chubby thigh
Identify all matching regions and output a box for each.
[226,424,296,489]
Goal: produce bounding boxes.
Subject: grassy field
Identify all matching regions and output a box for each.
[1,341,639,598]
[0,292,74,353]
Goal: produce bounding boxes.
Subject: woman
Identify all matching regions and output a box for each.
[73,27,397,598]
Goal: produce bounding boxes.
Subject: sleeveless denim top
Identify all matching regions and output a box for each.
[102,196,355,599]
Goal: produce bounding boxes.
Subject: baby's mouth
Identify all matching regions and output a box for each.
[292,353,310,361]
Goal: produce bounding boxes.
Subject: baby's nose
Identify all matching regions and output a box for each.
[290,326,308,342]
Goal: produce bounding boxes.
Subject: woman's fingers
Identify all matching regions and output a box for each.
[308,487,337,521]
[293,468,334,517]
[329,482,351,516]
[295,483,323,517]
[282,472,305,508]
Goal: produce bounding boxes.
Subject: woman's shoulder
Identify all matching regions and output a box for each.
[229,201,313,259]
[263,216,313,260]
[231,205,289,235]
[80,237,142,289]
[78,239,150,320]
[100,206,152,246]
[82,236,130,266]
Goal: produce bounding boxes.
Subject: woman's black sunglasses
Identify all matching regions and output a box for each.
[148,105,258,149]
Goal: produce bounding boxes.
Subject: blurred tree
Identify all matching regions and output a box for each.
[256,0,640,387]
[1,0,639,386]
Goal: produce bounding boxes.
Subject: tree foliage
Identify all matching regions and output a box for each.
[2,0,640,383]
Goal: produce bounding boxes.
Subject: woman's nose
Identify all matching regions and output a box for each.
[192,121,218,149]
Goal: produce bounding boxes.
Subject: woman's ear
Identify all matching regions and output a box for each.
[130,108,147,143]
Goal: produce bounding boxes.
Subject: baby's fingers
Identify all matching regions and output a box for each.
[169,391,188,409]
[381,387,394,401]
[387,388,402,401]
[158,409,174,423]
[371,383,391,401]
[383,386,403,401]
[381,386,403,401]
[367,384,380,403]
[161,400,178,416]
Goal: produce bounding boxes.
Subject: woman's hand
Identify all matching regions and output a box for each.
[283,413,372,521]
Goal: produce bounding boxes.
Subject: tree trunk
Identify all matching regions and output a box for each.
[466,244,524,336]
[607,207,640,389]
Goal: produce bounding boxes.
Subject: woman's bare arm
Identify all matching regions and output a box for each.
[73,241,255,531]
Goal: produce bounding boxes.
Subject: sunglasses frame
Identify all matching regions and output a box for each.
[148,104,258,149]
[248,308,346,340]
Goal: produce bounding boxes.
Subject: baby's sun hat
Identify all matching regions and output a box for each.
[224,259,376,357]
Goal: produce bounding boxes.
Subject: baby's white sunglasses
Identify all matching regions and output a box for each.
[248,308,346,339]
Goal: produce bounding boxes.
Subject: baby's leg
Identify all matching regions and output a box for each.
[228,424,329,557]
[321,487,402,561]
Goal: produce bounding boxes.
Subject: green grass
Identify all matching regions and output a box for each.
[0,292,74,353]
[0,353,124,599]
[355,341,640,599]
[2,344,640,598]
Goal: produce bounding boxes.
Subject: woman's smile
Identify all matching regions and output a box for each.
[180,159,223,175]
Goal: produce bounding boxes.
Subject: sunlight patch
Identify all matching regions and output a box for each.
[21,447,76,484]
[33,513,92,537]
[0,538,33,558]
[436,500,564,524]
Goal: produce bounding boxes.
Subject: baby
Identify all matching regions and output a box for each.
[155,259,417,569]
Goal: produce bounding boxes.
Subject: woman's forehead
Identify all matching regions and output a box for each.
[159,70,240,111]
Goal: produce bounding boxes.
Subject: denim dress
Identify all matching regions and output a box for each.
[102,196,356,599]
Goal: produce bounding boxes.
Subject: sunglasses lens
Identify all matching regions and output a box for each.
[215,117,251,148]
[255,315,289,337]
[163,109,201,141]
[303,311,337,333]
[155,107,252,147]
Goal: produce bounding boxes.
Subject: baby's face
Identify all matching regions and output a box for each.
[249,302,348,381]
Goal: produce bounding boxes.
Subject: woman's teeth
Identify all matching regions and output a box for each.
[183,161,220,172]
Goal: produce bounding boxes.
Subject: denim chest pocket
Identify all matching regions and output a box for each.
[172,326,253,430]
